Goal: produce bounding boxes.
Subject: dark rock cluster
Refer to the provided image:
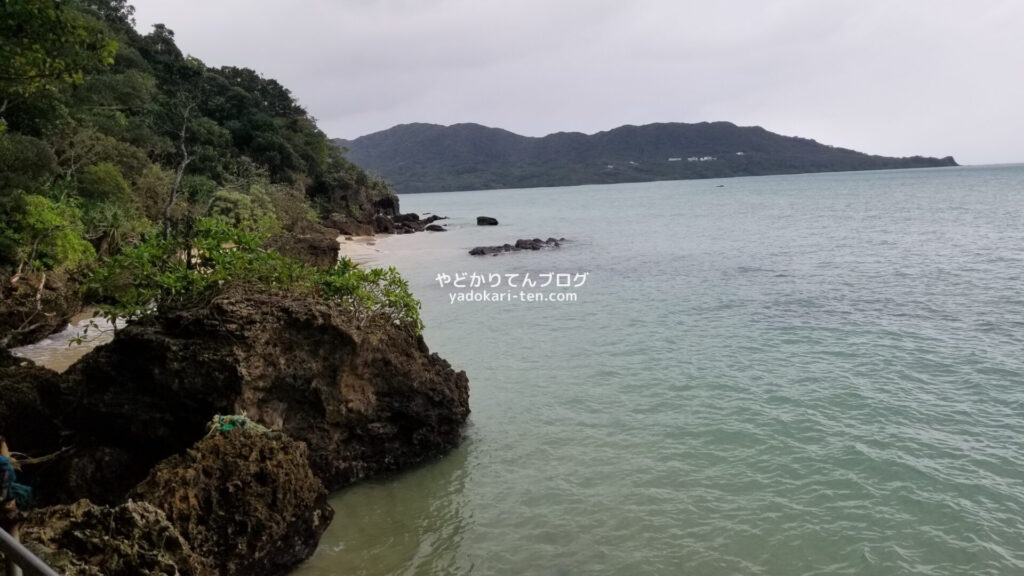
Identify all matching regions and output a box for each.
[469,237,565,256]
[23,499,209,576]
[1,287,470,576]
[133,430,333,576]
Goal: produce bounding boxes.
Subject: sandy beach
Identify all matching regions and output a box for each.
[336,234,387,264]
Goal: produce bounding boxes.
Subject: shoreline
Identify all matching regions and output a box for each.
[336,234,387,264]
[16,233,415,373]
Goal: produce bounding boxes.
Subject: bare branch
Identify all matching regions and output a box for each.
[163,100,196,238]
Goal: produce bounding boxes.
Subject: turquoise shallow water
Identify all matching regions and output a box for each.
[296,165,1024,576]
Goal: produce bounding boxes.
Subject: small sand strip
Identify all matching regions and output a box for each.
[336,235,387,264]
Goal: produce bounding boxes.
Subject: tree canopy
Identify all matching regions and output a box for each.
[0,0,394,275]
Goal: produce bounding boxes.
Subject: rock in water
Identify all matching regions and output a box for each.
[426,224,446,232]
[133,428,332,576]
[60,288,470,491]
[477,216,499,225]
[21,499,207,576]
[469,237,564,256]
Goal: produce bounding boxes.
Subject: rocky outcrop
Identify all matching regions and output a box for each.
[373,214,395,234]
[265,221,342,269]
[470,237,564,256]
[59,287,470,492]
[477,216,499,226]
[4,278,469,574]
[0,271,83,348]
[31,445,141,507]
[370,212,451,235]
[21,499,208,576]
[133,428,332,576]
[0,349,63,452]
[324,213,374,237]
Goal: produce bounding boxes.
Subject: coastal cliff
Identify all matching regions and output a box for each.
[2,286,469,575]
[60,287,470,492]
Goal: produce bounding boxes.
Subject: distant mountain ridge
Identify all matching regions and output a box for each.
[334,122,957,193]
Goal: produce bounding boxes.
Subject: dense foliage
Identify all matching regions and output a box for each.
[0,0,395,276]
[88,217,422,332]
[338,122,958,193]
[0,0,418,336]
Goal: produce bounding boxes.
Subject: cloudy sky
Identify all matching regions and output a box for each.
[130,0,1023,165]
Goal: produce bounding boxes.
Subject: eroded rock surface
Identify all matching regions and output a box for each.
[21,499,207,576]
[133,428,331,576]
[60,288,470,491]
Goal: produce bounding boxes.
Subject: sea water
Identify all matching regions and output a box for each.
[297,166,1024,575]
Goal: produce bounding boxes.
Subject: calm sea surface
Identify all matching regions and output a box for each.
[285,167,1021,574]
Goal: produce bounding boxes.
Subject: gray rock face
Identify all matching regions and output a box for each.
[133,429,332,576]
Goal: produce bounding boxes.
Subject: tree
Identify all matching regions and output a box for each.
[77,162,130,203]
[9,193,94,274]
[0,131,56,192]
[0,0,117,126]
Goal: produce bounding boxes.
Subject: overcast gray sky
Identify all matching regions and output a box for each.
[130,0,1023,165]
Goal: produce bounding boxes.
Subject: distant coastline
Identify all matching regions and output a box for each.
[334,121,957,193]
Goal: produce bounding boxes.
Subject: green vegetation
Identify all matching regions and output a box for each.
[338,122,958,193]
[0,0,417,334]
[88,217,422,332]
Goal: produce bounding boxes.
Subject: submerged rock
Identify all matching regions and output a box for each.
[426,224,446,232]
[60,287,470,492]
[477,216,499,226]
[133,428,332,576]
[21,499,207,576]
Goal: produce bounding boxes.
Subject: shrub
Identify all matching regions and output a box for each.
[313,258,423,333]
[6,194,95,272]
[78,163,130,204]
[88,217,422,332]
[207,187,279,235]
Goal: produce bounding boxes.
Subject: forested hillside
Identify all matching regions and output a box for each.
[0,0,400,345]
[337,122,958,193]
